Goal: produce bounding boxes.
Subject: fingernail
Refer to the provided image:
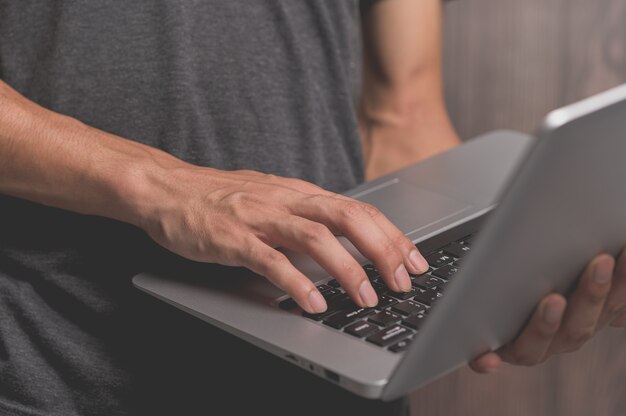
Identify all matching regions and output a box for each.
[394,264,412,292]
[359,280,378,307]
[593,263,611,285]
[544,303,562,324]
[308,290,327,314]
[409,250,429,274]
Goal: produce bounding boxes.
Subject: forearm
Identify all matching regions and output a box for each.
[0,80,182,227]
[359,80,460,180]
[359,0,461,180]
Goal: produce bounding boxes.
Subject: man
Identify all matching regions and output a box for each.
[1,1,625,415]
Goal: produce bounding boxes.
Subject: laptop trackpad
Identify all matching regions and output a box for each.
[351,180,472,236]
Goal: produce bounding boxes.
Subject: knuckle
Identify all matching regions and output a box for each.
[392,233,413,250]
[584,284,608,306]
[565,326,594,345]
[262,249,288,269]
[241,236,263,262]
[340,201,366,223]
[360,202,381,218]
[307,193,328,208]
[606,302,626,318]
[534,323,558,339]
[585,290,607,306]
[508,350,534,367]
[382,239,399,257]
[300,223,329,245]
[341,261,363,283]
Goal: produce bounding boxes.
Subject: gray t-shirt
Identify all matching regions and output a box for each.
[0,1,390,415]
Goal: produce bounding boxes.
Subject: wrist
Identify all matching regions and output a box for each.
[0,79,203,231]
[105,143,189,230]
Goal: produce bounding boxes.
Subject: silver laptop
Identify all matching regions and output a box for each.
[133,83,626,401]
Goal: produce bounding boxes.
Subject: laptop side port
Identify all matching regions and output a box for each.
[285,353,299,364]
[323,368,340,384]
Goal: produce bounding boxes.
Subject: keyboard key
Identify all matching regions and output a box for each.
[368,310,402,326]
[316,284,332,292]
[391,300,426,316]
[327,279,341,288]
[327,294,357,311]
[442,242,471,258]
[412,288,443,306]
[388,287,419,301]
[344,321,379,338]
[320,287,340,298]
[460,234,475,245]
[409,267,430,277]
[432,264,459,280]
[411,275,445,289]
[279,298,297,310]
[389,337,412,353]
[363,264,380,281]
[402,313,427,330]
[366,325,412,347]
[409,270,432,286]
[433,282,447,293]
[377,294,398,309]
[320,288,343,304]
[371,281,389,295]
[425,252,454,268]
[303,309,336,321]
[323,307,375,329]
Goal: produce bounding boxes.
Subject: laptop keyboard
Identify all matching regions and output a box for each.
[278,234,474,354]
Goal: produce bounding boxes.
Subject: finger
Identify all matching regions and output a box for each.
[549,255,614,354]
[330,194,429,275]
[241,237,327,314]
[262,181,428,277]
[267,216,378,308]
[610,311,626,327]
[498,294,566,366]
[599,247,626,327]
[469,352,502,374]
[292,195,413,293]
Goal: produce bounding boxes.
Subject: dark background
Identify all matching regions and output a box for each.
[409,1,626,414]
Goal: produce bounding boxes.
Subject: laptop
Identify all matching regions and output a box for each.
[133,83,626,401]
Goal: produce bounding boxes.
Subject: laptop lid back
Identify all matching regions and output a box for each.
[383,83,626,400]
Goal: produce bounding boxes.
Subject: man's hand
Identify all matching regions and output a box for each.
[0,79,428,315]
[470,250,626,372]
[138,167,430,314]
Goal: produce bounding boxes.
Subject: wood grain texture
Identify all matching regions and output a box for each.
[410,1,626,415]
[442,0,626,139]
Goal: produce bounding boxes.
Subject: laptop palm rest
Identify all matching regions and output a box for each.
[351,180,473,237]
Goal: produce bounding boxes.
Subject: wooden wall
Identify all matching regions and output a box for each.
[409,1,626,415]
[443,0,626,139]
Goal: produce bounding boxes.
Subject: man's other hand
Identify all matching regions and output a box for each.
[470,249,626,372]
